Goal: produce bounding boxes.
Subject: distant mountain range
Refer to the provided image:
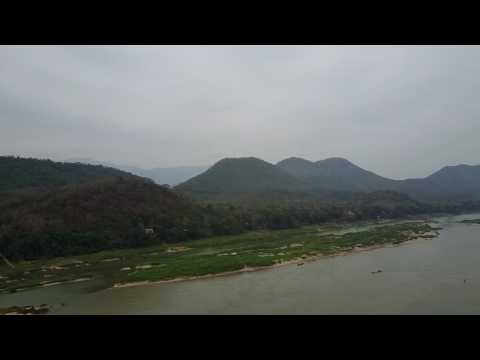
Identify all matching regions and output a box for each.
[2,155,480,260]
[64,158,208,186]
[277,157,397,192]
[176,156,480,203]
[4,155,480,204]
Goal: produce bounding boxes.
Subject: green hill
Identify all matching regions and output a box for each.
[175,157,307,200]
[0,177,209,260]
[391,165,480,202]
[2,157,479,261]
[174,156,480,204]
[427,164,480,194]
[277,157,399,192]
[277,157,480,202]
[0,156,142,192]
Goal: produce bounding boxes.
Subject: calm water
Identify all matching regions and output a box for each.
[2,213,480,314]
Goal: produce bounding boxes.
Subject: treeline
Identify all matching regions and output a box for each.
[0,156,143,192]
[1,177,479,261]
[0,178,343,260]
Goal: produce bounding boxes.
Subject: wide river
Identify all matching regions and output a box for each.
[2,213,480,314]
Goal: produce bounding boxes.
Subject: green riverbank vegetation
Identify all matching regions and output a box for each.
[0,222,440,293]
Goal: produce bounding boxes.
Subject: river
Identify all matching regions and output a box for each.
[2,213,480,314]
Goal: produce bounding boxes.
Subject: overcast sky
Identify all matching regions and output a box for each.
[1,45,479,179]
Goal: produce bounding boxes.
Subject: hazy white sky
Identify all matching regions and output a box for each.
[1,45,479,179]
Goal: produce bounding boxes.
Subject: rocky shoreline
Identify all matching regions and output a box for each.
[0,304,49,315]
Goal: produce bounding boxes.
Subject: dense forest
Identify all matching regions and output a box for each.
[1,156,480,261]
[0,156,142,192]
[1,176,478,261]
[177,156,480,202]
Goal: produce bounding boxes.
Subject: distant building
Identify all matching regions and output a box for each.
[144,228,154,235]
[345,210,356,218]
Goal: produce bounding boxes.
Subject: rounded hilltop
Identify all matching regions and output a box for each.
[175,156,304,195]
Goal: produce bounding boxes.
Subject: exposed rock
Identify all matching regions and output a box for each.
[57,259,84,266]
[289,243,303,248]
[48,266,65,271]
[135,265,153,270]
[0,304,49,315]
[167,246,191,253]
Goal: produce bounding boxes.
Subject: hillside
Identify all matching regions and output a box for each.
[0,156,141,192]
[427,164,480,194]
[175,157,307,199]
[277,157,398,192]
[2,157,479,261]
[393,165,480,202]
[0,175,431,261]
[277,157,480,202]
[0,177,209,259]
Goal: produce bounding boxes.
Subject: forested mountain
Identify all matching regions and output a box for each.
[175,157,307,199]
[426,165,480,195]
[0,156,141,192]
[53,156,480,202]
[386,165,480,202]
[0,178,451,261]
[0,178,211,259]
[180,156,480,203]
[2,156,480,261]
[277,157,398,192]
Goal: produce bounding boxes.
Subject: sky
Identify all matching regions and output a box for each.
[1,45,480,179]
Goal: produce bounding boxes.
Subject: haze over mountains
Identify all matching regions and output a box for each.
[3,155,480,204]
[65,158,208,186]
[277,157,397,192]
[176,156,480,202]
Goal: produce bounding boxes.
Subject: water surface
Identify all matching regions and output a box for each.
[2,213,480,314]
